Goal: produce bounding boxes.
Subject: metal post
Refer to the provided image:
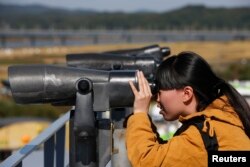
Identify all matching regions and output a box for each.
[70,78,97,167]
[97,113,111,167]
[16,162,22,167]
[56,125,65,167]
[44,135,55,167]
[70,109,76,166]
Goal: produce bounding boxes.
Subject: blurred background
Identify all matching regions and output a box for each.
[0,0,250,166]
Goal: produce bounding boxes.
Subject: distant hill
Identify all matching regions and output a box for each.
[0,3,249,30]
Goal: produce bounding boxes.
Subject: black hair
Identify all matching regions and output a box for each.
[155,51,250,138]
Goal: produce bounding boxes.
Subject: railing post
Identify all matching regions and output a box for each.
[69,109,76,166]
[56,125,65,167]
[16,162,22,167]
[44,135,55,167]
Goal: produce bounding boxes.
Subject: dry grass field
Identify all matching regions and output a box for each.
[0,40,250,81]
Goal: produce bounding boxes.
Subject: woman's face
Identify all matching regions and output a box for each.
[156,89,185,121]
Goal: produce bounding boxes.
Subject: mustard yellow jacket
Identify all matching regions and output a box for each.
[126,96,250,167]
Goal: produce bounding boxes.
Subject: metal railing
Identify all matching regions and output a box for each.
[1,29,250,48]
[0,111,70,167]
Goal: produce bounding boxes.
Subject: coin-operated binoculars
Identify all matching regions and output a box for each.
[65,45,170,166]
[8,64,158,167]
[8,45,170,167]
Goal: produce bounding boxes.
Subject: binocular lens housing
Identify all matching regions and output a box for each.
[8,65,157,109]
[66,53,156,78]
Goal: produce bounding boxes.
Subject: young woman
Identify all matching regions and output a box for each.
[126,51,250,167]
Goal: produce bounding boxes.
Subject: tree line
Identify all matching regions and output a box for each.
[0,4,250,30]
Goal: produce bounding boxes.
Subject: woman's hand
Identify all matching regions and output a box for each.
[129,71,152,114]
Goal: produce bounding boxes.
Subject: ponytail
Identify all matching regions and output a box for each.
[221,82,250,138]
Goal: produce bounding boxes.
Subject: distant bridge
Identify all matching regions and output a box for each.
[0,29,250,48]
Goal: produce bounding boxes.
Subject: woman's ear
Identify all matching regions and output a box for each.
[182,86,194,103]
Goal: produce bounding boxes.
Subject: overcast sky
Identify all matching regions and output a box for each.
[1,0,250,12]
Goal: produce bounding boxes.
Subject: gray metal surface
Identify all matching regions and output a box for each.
[8,65,137,110]
[67,53,156,78]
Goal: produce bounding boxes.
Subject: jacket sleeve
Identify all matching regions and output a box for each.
[125,112,207,167]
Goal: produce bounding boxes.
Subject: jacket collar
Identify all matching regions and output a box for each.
[179,96,244,129]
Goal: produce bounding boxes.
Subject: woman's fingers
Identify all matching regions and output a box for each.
[141,72,149,94]
[140,71,152,96]
[129,71,152,96]
[129,71,152,114]
[145,79,152,96]
[137,71,144,93]
[129,81,138,96]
